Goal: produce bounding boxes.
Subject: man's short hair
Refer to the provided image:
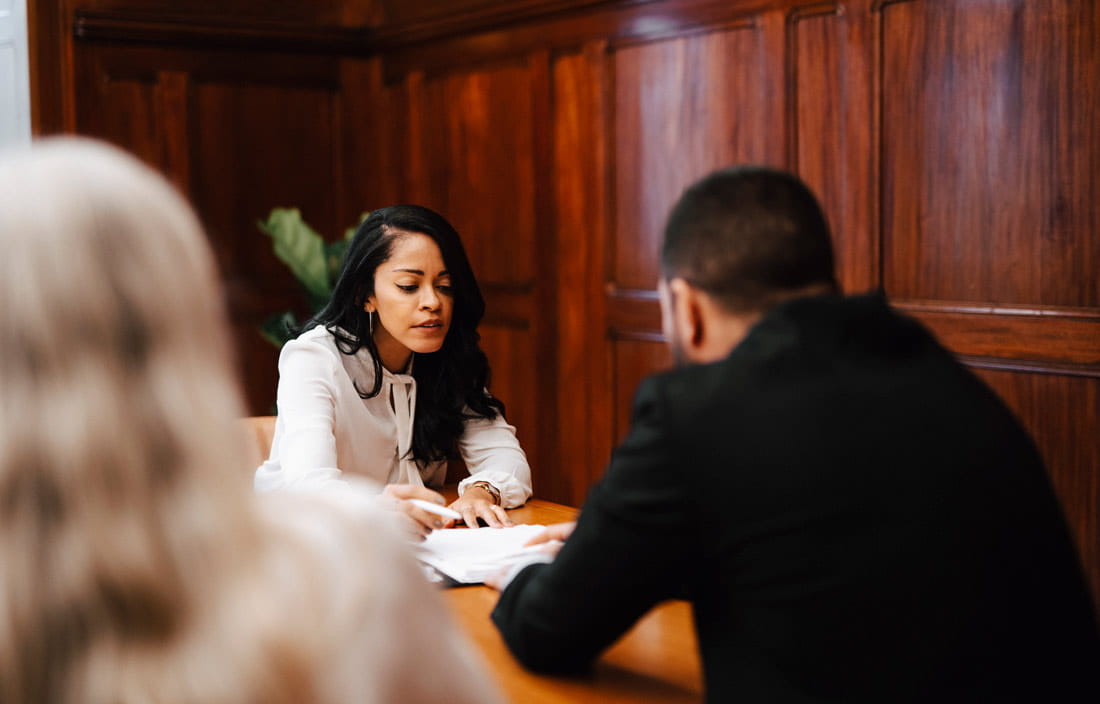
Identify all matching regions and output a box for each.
[661,166,838,312]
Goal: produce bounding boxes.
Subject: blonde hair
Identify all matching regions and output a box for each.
[0,139,317,703]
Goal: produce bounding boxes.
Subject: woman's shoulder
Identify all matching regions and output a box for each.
[286,324,340,351]
[279,326,382,394]
[279,326,348,368]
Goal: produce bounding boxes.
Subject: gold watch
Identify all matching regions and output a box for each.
[468,481,501,505]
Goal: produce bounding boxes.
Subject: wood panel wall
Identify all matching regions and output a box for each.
[30,0,1100,605]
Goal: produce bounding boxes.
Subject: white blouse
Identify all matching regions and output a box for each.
[254,326,532,508]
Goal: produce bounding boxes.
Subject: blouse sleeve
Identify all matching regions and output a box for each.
[269,337,346,489]
[456,412,532,509]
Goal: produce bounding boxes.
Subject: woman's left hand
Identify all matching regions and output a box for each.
[448,485,513,529]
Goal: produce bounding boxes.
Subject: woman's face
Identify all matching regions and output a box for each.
[366,232,454,371]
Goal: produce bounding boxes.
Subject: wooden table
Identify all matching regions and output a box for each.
[441,497,704,703]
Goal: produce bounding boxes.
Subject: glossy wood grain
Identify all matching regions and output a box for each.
[33,0,1100,608]
[613,339,672,446]
[70,0,349,24]
[412,61,538,287]
[550,45,615,505]
[790,4,877,294]
[479,324,542,491]
[448,587,702,703]
[881,0,1100,308]
[70,40,346,412]
[72,10,367,53]
[971,368,1100,606]
[613,23,782,291]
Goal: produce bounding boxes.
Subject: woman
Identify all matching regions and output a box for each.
[254,205,532,533]
[0,139,502,704]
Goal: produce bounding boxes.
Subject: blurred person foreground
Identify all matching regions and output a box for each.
[0,138,500,704]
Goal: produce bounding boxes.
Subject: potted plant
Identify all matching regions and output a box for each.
[256,208,362,348]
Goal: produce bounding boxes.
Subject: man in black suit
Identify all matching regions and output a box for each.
[489,167,1100,702]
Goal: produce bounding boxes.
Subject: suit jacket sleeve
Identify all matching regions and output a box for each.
[491,376,698,673]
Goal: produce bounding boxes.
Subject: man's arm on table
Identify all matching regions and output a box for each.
[490,377,698,674]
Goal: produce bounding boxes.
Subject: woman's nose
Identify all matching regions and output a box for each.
[420,288,440,310]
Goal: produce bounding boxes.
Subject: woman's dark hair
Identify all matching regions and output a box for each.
[303,204,503,466]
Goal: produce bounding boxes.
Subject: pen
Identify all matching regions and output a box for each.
[408,498,463,521]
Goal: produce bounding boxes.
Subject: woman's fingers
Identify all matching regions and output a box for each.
[405,503,444,531]
[379,484,451,538]
[383,483,446,505]
[381,486,445,537]
[489,504,513,528]
[446,492,514,529]
[461,506,480,530]
[477,503,503,528]
[398,513,432,541]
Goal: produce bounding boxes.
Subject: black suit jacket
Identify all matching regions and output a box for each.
[493,294,1099,702]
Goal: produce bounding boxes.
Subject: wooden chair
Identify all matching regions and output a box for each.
[239,415,277,473]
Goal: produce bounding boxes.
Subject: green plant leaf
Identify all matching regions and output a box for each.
[257,210,368,349]
[324,238,351,289]
[259,311,300,348]
[344,211,369,242]
[258,208,330,302]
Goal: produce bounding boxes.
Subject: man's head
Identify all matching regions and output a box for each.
[659,166,838,365]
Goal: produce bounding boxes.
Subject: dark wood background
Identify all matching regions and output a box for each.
[30,0,1100,606]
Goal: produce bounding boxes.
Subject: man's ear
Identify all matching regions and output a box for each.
[667,277,706,355]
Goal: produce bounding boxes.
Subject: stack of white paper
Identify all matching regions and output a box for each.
[417,524,548,584]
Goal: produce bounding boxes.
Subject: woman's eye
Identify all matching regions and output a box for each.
[397,284,417,293]
[437,284,454,295]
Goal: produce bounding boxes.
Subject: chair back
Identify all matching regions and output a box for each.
[239,416,276,472]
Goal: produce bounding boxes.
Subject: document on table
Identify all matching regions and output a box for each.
[417,524,548,585]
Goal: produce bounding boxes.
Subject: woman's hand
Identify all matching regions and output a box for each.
[448,485,512,529]
[381,484,451,541]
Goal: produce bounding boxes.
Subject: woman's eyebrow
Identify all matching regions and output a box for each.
[390,268,450,276]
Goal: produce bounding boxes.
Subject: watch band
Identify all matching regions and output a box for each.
[468,480,501,506]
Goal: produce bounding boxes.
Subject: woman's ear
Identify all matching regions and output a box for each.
[363,299,375,314]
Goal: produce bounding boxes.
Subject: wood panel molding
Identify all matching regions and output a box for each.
[897,300,1100,322]
[787,2,841,23]
[899,301,1100,372]
[607,289,663,341]
[73,10,368,53]
[871,0,915,10]
[372,0,644,49]
[960,356,1100,380]
[901,310,1100,370]
[609,16,758,49]
[604,293,1100,372]
[381,0,767,82]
